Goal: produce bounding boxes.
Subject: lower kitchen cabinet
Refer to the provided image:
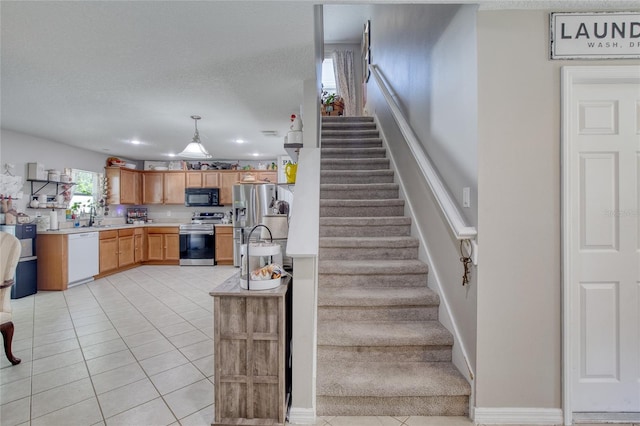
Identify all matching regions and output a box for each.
[99,230,119,274]
[98,229,138,275]
[146,227,179,264]
[214,225,233,265]
[134,228,145,263]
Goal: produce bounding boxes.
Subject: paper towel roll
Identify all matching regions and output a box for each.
[49,209,59,230]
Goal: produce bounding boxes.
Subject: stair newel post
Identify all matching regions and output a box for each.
[244,224,273,290]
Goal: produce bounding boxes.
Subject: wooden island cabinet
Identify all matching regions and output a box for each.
[210,274,291,426]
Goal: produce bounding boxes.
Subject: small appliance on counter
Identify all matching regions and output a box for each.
[126,207,148,224]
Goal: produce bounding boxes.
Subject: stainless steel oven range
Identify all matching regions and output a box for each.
[179,212,224,266]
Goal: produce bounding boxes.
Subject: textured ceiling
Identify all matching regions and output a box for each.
[1,1,316,161]
[2,1,637,162]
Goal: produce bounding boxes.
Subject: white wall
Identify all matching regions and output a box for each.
[366,2,479,379]
[1,129,110,213]
[476,9,637,412]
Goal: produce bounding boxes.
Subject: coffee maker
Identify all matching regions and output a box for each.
[0,224,37,299]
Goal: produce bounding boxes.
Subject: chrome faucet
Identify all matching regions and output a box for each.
[88,205,96,227]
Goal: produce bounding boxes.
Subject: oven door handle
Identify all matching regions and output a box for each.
[180,231,214,235]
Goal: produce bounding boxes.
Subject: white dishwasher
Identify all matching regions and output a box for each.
[67,232,99,286]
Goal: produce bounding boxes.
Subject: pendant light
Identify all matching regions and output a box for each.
[179,115,212,159]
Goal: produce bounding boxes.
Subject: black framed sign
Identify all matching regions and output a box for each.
[550,12,640,59]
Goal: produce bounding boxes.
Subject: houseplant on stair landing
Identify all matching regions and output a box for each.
[321,90,344,116]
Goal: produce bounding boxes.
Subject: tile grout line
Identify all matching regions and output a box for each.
[86,269,215,424]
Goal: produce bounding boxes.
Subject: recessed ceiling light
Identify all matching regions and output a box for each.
[252,153,260,157]
[235,139,245,144]
[167,153,176,157]
[131,140,141,145]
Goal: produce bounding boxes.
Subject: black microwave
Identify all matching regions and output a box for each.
[185,188,220,207]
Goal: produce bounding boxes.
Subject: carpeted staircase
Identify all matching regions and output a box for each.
[316,116,471,416]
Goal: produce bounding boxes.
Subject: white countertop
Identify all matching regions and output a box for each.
[37,222,185,235]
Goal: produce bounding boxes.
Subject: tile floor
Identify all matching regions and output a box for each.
[2,265,627,426]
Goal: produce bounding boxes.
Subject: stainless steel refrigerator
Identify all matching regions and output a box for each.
[232,183,277,267]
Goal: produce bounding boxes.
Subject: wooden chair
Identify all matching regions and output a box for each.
[0,231,22,365]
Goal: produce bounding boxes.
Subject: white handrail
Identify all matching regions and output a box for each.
[370,64,478,247]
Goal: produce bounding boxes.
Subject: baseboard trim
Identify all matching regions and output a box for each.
[288,407,316,424]
[474,407,563,424]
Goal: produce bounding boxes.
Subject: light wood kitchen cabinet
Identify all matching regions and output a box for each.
[219,171,241,205]
[256,171,277,183]
[36,234,68,291]
[146,227,179,264]
[134,228,145,263]
[211,275,290,426]
[99,230,119,274]
[120,169,141,205]
[106,167,141,205]
[142,172,164,204]
[99,229,137,275]
[117,229,135,268]
[143,172,185,204]
[164,172,185,204]
[214,225,233,265]
[186,171,220,188]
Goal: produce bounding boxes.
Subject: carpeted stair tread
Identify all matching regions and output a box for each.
[321,138,383,148]
[321,170,394,184]
[318,259,428,275]
[321,147,387,158]
[320,199,404,207]
[319,216,411,226]
[322,116,374,123]
[317,360,470,397]
[322,129,380,138]
[318,320,452,346]
[318,286,438,307]
[320,183,399,191]
[320,236,418,248]
[322,123,378,131]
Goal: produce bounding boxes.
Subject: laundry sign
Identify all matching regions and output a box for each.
[550,12,640,59]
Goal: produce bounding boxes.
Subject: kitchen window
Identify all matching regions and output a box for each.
[70,169,103,214]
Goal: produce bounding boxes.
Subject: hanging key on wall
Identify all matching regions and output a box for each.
[459,240,473,286]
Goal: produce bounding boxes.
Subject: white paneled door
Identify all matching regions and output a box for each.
[563,66,640,417]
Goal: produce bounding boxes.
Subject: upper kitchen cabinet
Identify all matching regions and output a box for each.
[186,171,220,188]
[219,172,241,205]
[106,167,141,205]
[143,171,185,204]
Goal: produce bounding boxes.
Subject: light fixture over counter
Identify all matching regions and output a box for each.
[179,115,212,159]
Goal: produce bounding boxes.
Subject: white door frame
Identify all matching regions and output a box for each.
[561,64,640,426]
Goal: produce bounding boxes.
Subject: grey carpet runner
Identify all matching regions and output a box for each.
[316,116,471,416]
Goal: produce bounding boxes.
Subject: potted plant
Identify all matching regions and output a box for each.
[321,90,344,116]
